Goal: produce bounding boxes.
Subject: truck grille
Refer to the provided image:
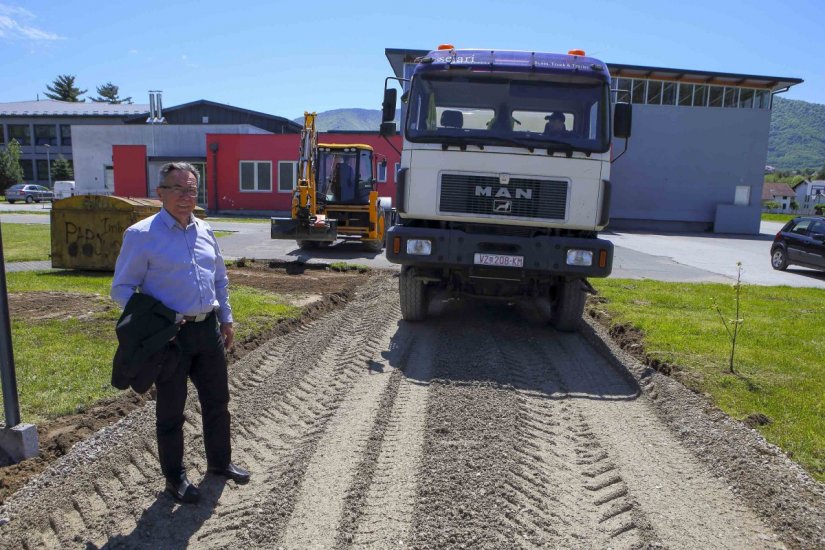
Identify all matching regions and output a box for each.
[439,174,568,220]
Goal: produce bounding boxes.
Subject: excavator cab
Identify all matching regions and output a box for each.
[317,145,374,204]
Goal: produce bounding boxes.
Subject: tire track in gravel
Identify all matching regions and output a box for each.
[198,274,402,548]
[347,323,436,549]
[410,305,521,549]
[492,313,653,549]
[544,330,785,549]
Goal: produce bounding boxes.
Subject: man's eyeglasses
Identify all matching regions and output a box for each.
[159,186,198,197]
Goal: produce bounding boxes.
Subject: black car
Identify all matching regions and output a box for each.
[771,216,825,271]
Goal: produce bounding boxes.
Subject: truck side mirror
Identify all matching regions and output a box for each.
[613,103,632,139]
[380,121,397,137]
[382,88,397,123]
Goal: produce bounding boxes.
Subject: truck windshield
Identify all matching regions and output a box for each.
[405,73,610,153]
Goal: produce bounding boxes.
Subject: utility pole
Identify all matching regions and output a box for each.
[0,222,39,463]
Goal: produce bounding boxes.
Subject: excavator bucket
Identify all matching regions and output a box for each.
[270,216,338,242]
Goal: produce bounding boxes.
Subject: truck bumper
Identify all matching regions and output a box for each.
[385,225,613,278]
[271,217,338,242]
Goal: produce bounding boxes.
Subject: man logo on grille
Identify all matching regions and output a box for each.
[494,199,512,213]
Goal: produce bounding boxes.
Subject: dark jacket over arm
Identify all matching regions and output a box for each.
[112,293,181,393]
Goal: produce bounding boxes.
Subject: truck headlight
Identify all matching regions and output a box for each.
[566,249,593,266]
[406,239,432,256]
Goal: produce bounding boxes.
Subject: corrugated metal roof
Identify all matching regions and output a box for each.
[0,99,149,116]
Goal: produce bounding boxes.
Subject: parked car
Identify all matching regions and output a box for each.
[4,183,54,204]
[771,216,825,271]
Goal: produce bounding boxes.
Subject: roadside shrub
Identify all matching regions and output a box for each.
[763,200,780,210]
[814,204,825,215]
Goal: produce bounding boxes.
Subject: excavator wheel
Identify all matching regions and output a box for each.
[363,211,387,252]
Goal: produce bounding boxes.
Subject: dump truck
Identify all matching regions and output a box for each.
[380,45,632,330]
[271,112,390,251]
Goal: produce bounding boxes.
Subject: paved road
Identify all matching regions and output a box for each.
[3,207,823,288]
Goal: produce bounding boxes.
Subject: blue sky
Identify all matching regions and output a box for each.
[1,0,822,120]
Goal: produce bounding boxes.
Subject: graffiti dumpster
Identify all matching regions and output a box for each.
[50,195,205,271]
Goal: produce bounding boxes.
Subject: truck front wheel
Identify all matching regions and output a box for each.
[399,267,428,321]
[550,279,586,332]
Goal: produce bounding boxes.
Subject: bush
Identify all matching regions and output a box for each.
[790,199,799,210]
[763,201,780,210]
[814,204,825,215]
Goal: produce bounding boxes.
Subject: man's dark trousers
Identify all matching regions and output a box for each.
[155,313,231,480]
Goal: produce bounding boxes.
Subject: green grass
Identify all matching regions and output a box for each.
[1,223,51,262]
[213,230,233,238]
[761,213,796,223]
[2,270,301,422]
[590,279,825,482]
[329,262,370,273]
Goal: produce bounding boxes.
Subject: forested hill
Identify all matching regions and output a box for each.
[769,97,825,170]
[292,109,382,132]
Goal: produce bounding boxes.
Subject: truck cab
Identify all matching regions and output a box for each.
[382,46,631,330]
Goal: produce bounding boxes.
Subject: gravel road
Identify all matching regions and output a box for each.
[1,272,823,549]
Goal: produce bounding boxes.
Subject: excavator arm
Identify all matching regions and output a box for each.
[271,112,338,243]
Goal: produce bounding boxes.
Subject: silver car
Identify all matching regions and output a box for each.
[4,184,54,204]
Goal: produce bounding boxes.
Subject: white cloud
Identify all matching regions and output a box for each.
[0,3,62,41]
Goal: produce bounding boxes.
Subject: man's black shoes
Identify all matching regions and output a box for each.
[166,475,200,503]
[207,463,251,484]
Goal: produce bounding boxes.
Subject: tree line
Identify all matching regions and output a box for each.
[44,74,132,104]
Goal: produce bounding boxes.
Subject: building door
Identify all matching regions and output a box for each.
[104,166,114,194]
[191,162,207,208]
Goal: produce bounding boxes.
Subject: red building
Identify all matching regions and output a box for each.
[112,131,401,214]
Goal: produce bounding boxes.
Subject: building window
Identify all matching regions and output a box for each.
[646,80,662,105]
[677,83,693,106]
[631,80,646,104]
[661,82,676,105]
[723,87,738,108]
[277,161,297,192]
[239,160,272,192]
[0,126,5,146]
[708,86,723,108]
[34,125,57,146]
[60,125,72,146]
[36,159,53,182]
[20,159,34,181]
[734,186,750,206]
[693,85,708,107]
[739,89,754,109]
[755,90,770,109]
[615,78,632,103]
[394,162,400,182]
[8,124,31,146]
[377,161,387,182]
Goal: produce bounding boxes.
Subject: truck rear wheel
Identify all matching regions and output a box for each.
[399,267,428,321]
[550,279,586,332]
[297,240,318,250]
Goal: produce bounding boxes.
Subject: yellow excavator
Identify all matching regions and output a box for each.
[271,112,389,251]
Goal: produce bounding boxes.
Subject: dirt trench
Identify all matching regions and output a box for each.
[0,271,824,549]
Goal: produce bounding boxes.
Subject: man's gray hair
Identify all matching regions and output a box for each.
[160,162,200,185]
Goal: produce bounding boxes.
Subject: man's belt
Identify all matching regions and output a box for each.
[182,311,215,322]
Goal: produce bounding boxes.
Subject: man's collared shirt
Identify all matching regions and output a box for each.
[111,208,233,324]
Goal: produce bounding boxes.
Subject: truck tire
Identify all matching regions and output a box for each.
[297,240,318,250]
[399,267,428,321]
[550,279,586,332]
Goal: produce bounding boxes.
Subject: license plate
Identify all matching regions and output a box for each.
[473,253,524,268]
